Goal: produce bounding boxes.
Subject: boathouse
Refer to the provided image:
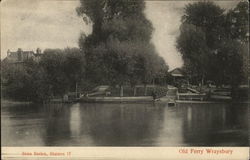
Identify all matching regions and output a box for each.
[169,68,184,78]
[169,68,186,85]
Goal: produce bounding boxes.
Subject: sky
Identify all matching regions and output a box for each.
[1,0,239,70]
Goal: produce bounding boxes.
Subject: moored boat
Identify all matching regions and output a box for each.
[210,95,232,100]
[209,89,232,101]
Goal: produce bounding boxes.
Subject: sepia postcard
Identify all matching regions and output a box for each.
[1,0,249,159]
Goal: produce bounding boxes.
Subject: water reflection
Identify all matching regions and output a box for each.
[1,102,248,146]
[181,103,248,146]
[156,106,184,146]
[43,104,71,146]
[70,104,81,137]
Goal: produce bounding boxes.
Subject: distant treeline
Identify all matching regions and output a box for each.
[1,46,168,102]
[1,48,82,101]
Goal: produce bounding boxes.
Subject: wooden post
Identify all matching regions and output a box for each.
[133,87,137,96]
[177,90,179,100]
[75,82,78,98]
[120,85,123,97]
[201,74,204,91]
[153,78,155,92]
[144,84,147,96]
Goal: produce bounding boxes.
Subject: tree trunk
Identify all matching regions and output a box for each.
[75,82,78,98]
[201,74,204,92]
[201,76,204,87]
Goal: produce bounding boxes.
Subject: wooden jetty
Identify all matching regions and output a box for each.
[80,96,154,103]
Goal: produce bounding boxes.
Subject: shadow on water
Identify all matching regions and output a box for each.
[43,103,72,146]
[180,103,249,146]
[1,101,249,146]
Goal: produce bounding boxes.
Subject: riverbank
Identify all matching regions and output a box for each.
[2,97,249,106]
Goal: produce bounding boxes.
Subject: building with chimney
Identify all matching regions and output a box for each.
[5,48,43,63]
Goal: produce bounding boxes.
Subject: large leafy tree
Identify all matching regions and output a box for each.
[40,48,85,97]
[177,23,211,85]
[177,1,248,88]
[1,58,51,101]
[182,2,225,49]
[40,49,70,97]
[225,1,249,83]
[63,47,85,92]
[76,0,168,93]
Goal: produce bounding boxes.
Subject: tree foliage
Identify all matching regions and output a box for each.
[76,0,168,87]
[1,48,85,102]
[177,1,249,87]
[2,0,171,101]
[224,1,249,42]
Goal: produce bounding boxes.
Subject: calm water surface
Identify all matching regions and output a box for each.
[1,102,248,146]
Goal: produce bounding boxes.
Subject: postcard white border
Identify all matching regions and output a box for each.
[2,147,249,160]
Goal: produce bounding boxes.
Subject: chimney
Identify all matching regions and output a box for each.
[7,49,10,56]
[36,48,41,54]
[17,48,23,52]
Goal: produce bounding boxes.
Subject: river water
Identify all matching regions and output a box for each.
[1,102,248,146]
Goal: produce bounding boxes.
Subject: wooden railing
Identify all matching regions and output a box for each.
[177,92,206,101]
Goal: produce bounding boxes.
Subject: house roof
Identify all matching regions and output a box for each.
[92,85,110,92]
[169,68,184,77]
